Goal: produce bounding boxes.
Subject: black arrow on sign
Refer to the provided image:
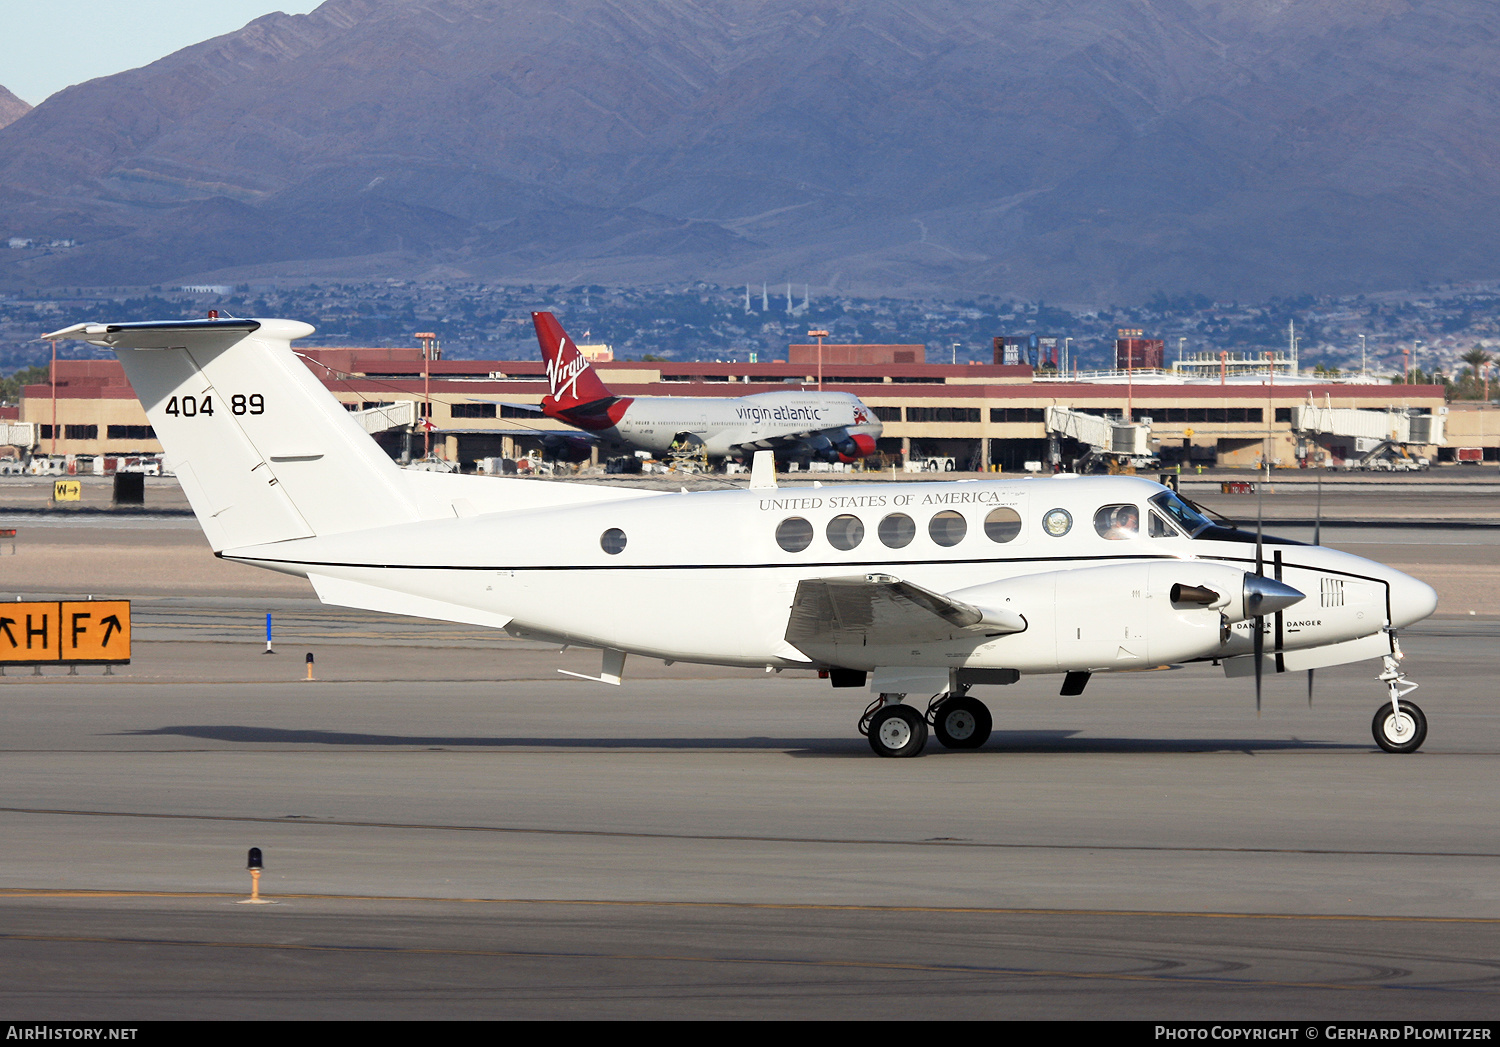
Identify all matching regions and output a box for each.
[0,617,14,648]
[100,615,122,647]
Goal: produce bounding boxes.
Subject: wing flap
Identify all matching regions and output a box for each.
[785,573,1024,651]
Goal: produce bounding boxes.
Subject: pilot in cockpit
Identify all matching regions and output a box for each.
[1096,504,1140,539]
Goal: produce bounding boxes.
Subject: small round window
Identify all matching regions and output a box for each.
[929,510,967,547]
[826,514,864,551]
[1043,508,1072,537]
[776,516,814,552]
[600,528,627,554]
[984,507,1022,543]
[878,513,915,549]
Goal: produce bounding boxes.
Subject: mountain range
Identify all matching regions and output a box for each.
[0,87,28,132]
[1,0,1498,303]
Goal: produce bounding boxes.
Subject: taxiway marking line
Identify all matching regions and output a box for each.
[1,805,1498,860]
[4,889,1500,924]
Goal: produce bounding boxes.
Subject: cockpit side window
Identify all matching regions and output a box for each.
[1148,511,1177,537]
[1094,503,1140,540]
[1148,491,1212,538]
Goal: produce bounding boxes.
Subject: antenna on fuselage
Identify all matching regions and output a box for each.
[749,450,777,490]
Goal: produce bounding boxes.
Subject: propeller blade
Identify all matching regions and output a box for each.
[1253,612,1264,714]
[1314,475,1323,547]
[1256,475,1264,577]
[1307,668,1315,707]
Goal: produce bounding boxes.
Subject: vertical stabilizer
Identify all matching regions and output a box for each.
[44,319,421,551]
[533,311,615,412]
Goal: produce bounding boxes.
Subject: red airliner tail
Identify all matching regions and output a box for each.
[533,312,615,412]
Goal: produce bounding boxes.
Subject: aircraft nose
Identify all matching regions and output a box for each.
[1387,568,1439,628]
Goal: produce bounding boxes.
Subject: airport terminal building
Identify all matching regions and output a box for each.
[4,337,1463,472]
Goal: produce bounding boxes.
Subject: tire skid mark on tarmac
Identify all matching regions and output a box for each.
[0,929,1496,995]
[2,804,1499,860]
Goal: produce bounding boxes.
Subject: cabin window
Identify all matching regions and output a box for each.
[984,507,1022,543]
[929,510,967,547]
[826,514,864,551]
[1094,504,1141,540]
[1042,508,1072,537]
[600,528,627,554]
[776,517,815,552]
[878,513,915,548]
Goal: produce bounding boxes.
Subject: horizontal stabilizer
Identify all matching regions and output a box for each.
[308,573,514,630]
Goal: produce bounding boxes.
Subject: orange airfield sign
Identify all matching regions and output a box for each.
[0,601,131,664]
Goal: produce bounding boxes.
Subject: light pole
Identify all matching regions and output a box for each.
[416,331,437,458]
[1063,337,1072,376]
[1359,334,1366,377]
[808,329,829,390]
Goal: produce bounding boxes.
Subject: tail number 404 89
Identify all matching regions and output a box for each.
[164,394,263,417]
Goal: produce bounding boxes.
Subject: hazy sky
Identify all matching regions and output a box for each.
[2,1,324,105]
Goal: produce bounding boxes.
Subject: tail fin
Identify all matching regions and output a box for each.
[533,312,614,412]
[45,318,421,551]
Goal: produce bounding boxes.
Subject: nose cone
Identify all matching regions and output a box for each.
[1388,568,1439,628]
[1244,573,1305,617]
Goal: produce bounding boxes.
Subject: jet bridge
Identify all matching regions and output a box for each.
[1292,403,1444,470]
[350,401,418,434]
[1291,404,1445,446]
[1044,406,1152,470]
[1,422,36,450]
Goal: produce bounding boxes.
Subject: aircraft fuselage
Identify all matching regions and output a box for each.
[560,389,882,461]
[227,475,1435,675]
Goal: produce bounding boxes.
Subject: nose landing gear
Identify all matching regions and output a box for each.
[1372,640,1426,754]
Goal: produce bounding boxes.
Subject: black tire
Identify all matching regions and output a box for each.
[867,704,928,758]
[932,695,993,750]
[1372,700,1427,754]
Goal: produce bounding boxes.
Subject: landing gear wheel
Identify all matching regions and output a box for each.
[867,704,928,758]
[1372,700,1427,754]
[932,695,992,750]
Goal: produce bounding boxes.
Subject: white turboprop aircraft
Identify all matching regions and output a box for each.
[523,312,883,465]
[46,317,1440,757]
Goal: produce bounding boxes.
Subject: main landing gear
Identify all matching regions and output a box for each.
[1372,641,1426,754]
[859,689,993,757]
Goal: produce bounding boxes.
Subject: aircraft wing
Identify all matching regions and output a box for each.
[785,574,1025,649]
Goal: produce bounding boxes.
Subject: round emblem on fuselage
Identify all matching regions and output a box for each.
[1043,508,1072,537]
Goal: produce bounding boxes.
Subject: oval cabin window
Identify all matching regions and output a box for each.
[1094,504,1141,540]
[984,507,1022,543]
[600,528,627,554]
[929,510,967,547]
[826,514,864,551]
[776,517,815,552]
[878,513,915,549]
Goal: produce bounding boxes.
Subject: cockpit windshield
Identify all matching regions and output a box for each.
[1148,491,1212,538]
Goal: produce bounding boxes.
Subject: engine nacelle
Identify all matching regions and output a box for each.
[950,561,1271,672]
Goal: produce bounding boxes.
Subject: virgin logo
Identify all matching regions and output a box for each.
[546,339,589,401]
